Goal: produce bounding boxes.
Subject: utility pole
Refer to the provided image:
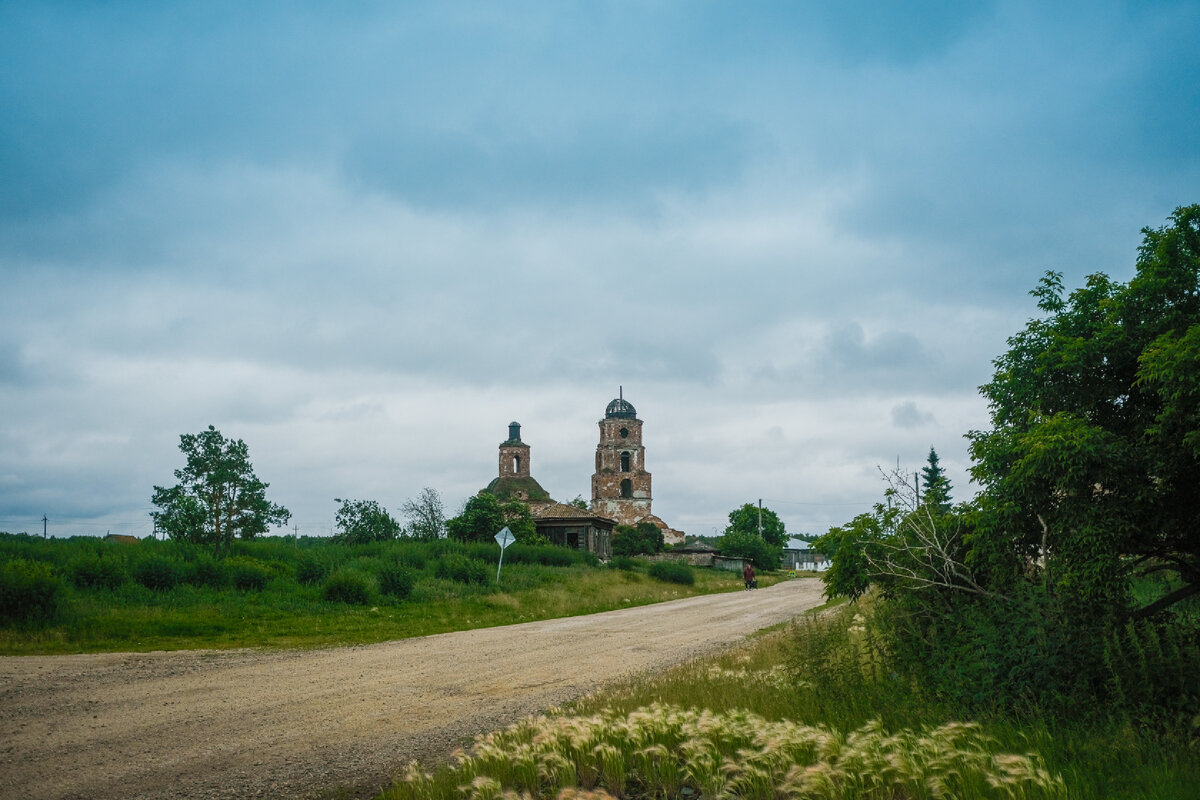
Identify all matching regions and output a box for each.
[42,514,48,539]
[757,499,763,538]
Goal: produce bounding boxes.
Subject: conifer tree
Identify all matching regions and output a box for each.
[920,447,952,512]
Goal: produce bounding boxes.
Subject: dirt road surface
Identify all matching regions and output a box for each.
[0,578,825,800]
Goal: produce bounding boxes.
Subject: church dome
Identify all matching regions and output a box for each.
[605,397,637,419]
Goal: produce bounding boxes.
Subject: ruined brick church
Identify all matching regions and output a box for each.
[482,390,685,550]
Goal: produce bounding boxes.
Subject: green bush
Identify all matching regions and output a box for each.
[648,561,694,585]
[185,556,227,588]
[435,553,491,585]
[609,555,639,571]
[295,555,328,585]
[70,555,128,590]
[322,568,375,605]
[133,557,181,591]
[0,559,64,625]
[227,558,270,591]
[379,564,416,599]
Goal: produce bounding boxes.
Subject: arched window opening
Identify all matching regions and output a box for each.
[620,452,631,472]
[620,479,633,499]
[513,454,521,474]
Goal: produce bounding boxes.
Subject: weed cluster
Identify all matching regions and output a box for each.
[385,702,1065,800]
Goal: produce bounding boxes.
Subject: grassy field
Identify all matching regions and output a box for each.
[0,533,766,655]
[379,602,1200,800]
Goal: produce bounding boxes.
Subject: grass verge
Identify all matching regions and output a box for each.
[378,602,1198,800]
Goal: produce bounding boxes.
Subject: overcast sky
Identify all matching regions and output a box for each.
[2,1,1197,540]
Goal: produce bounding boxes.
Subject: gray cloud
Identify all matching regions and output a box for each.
[891,400,936,429]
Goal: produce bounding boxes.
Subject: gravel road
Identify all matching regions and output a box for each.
[0,578,825,800]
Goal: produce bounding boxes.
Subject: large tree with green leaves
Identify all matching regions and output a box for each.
[151,426,290,558]
[333,498,401,544]
[446,493,540,543]
[967,204,1200,618]
[724,502,787,548]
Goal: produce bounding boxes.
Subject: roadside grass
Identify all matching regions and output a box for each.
[0,535,752,654]
[379,602,1198,800]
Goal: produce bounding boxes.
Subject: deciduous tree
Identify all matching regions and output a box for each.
[402,487,445,541]
[968,204,1200,618]
[724,502,787,548]
[333,498,401,544]
[151,426,290,558]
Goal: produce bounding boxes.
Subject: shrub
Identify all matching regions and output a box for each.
[648,561,694,585]
[295,555,328,586]
[322,568,375,605]
[609,555,639,571]
[393,549,427,570]
[227,558,270,592]
[185,556,227,588]
[613,522,665,556]
[435,553,490,585]
[0,559,64,625]
[71,555,128,591]
[379,564,416,599]
[133,557,181,591]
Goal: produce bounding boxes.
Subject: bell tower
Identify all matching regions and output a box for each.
[591,389,652,525]
[498,421,530,479]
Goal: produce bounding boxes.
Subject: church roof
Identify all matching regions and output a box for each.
[605,397,637,419]
[484,475,551,502]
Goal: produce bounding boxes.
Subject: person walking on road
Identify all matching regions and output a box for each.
[742,562,756,590]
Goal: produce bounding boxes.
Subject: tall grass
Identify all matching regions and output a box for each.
[378,602,1199,800]
[0,533,746,654]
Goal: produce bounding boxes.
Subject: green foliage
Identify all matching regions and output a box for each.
[815,508,890,602]
[568,495,589,510]
[133,557,181,591]
[719,529,780,570]
[725,502,787,548]
[71,554,128,590]
[612,522,664,556]
[378,563,416,599]
[294,554,328,586]
[815,205,1200,731]
[0,559,64,625]
[609,555,639,571]
[322,568,375,605]
[226,557,271,591]
[968,205,1200,618]
[500,499,542,544]
[920,447,953,512]
[184,556,228,588]
[401,487,446,541]
[446,493,506,543]
[151,425,290,558]
[333,497,401,544]
[647,561,694,585]
[435,553,490,585]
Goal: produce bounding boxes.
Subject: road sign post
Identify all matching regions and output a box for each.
[494,526,515,582]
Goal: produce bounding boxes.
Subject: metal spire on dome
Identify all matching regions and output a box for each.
[605,386,637,419]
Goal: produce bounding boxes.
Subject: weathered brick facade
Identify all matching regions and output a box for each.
[477,398,684,549]
[498,421,531,479]
[590,396,653,526]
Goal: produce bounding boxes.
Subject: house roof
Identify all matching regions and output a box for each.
[531,503,616,526]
